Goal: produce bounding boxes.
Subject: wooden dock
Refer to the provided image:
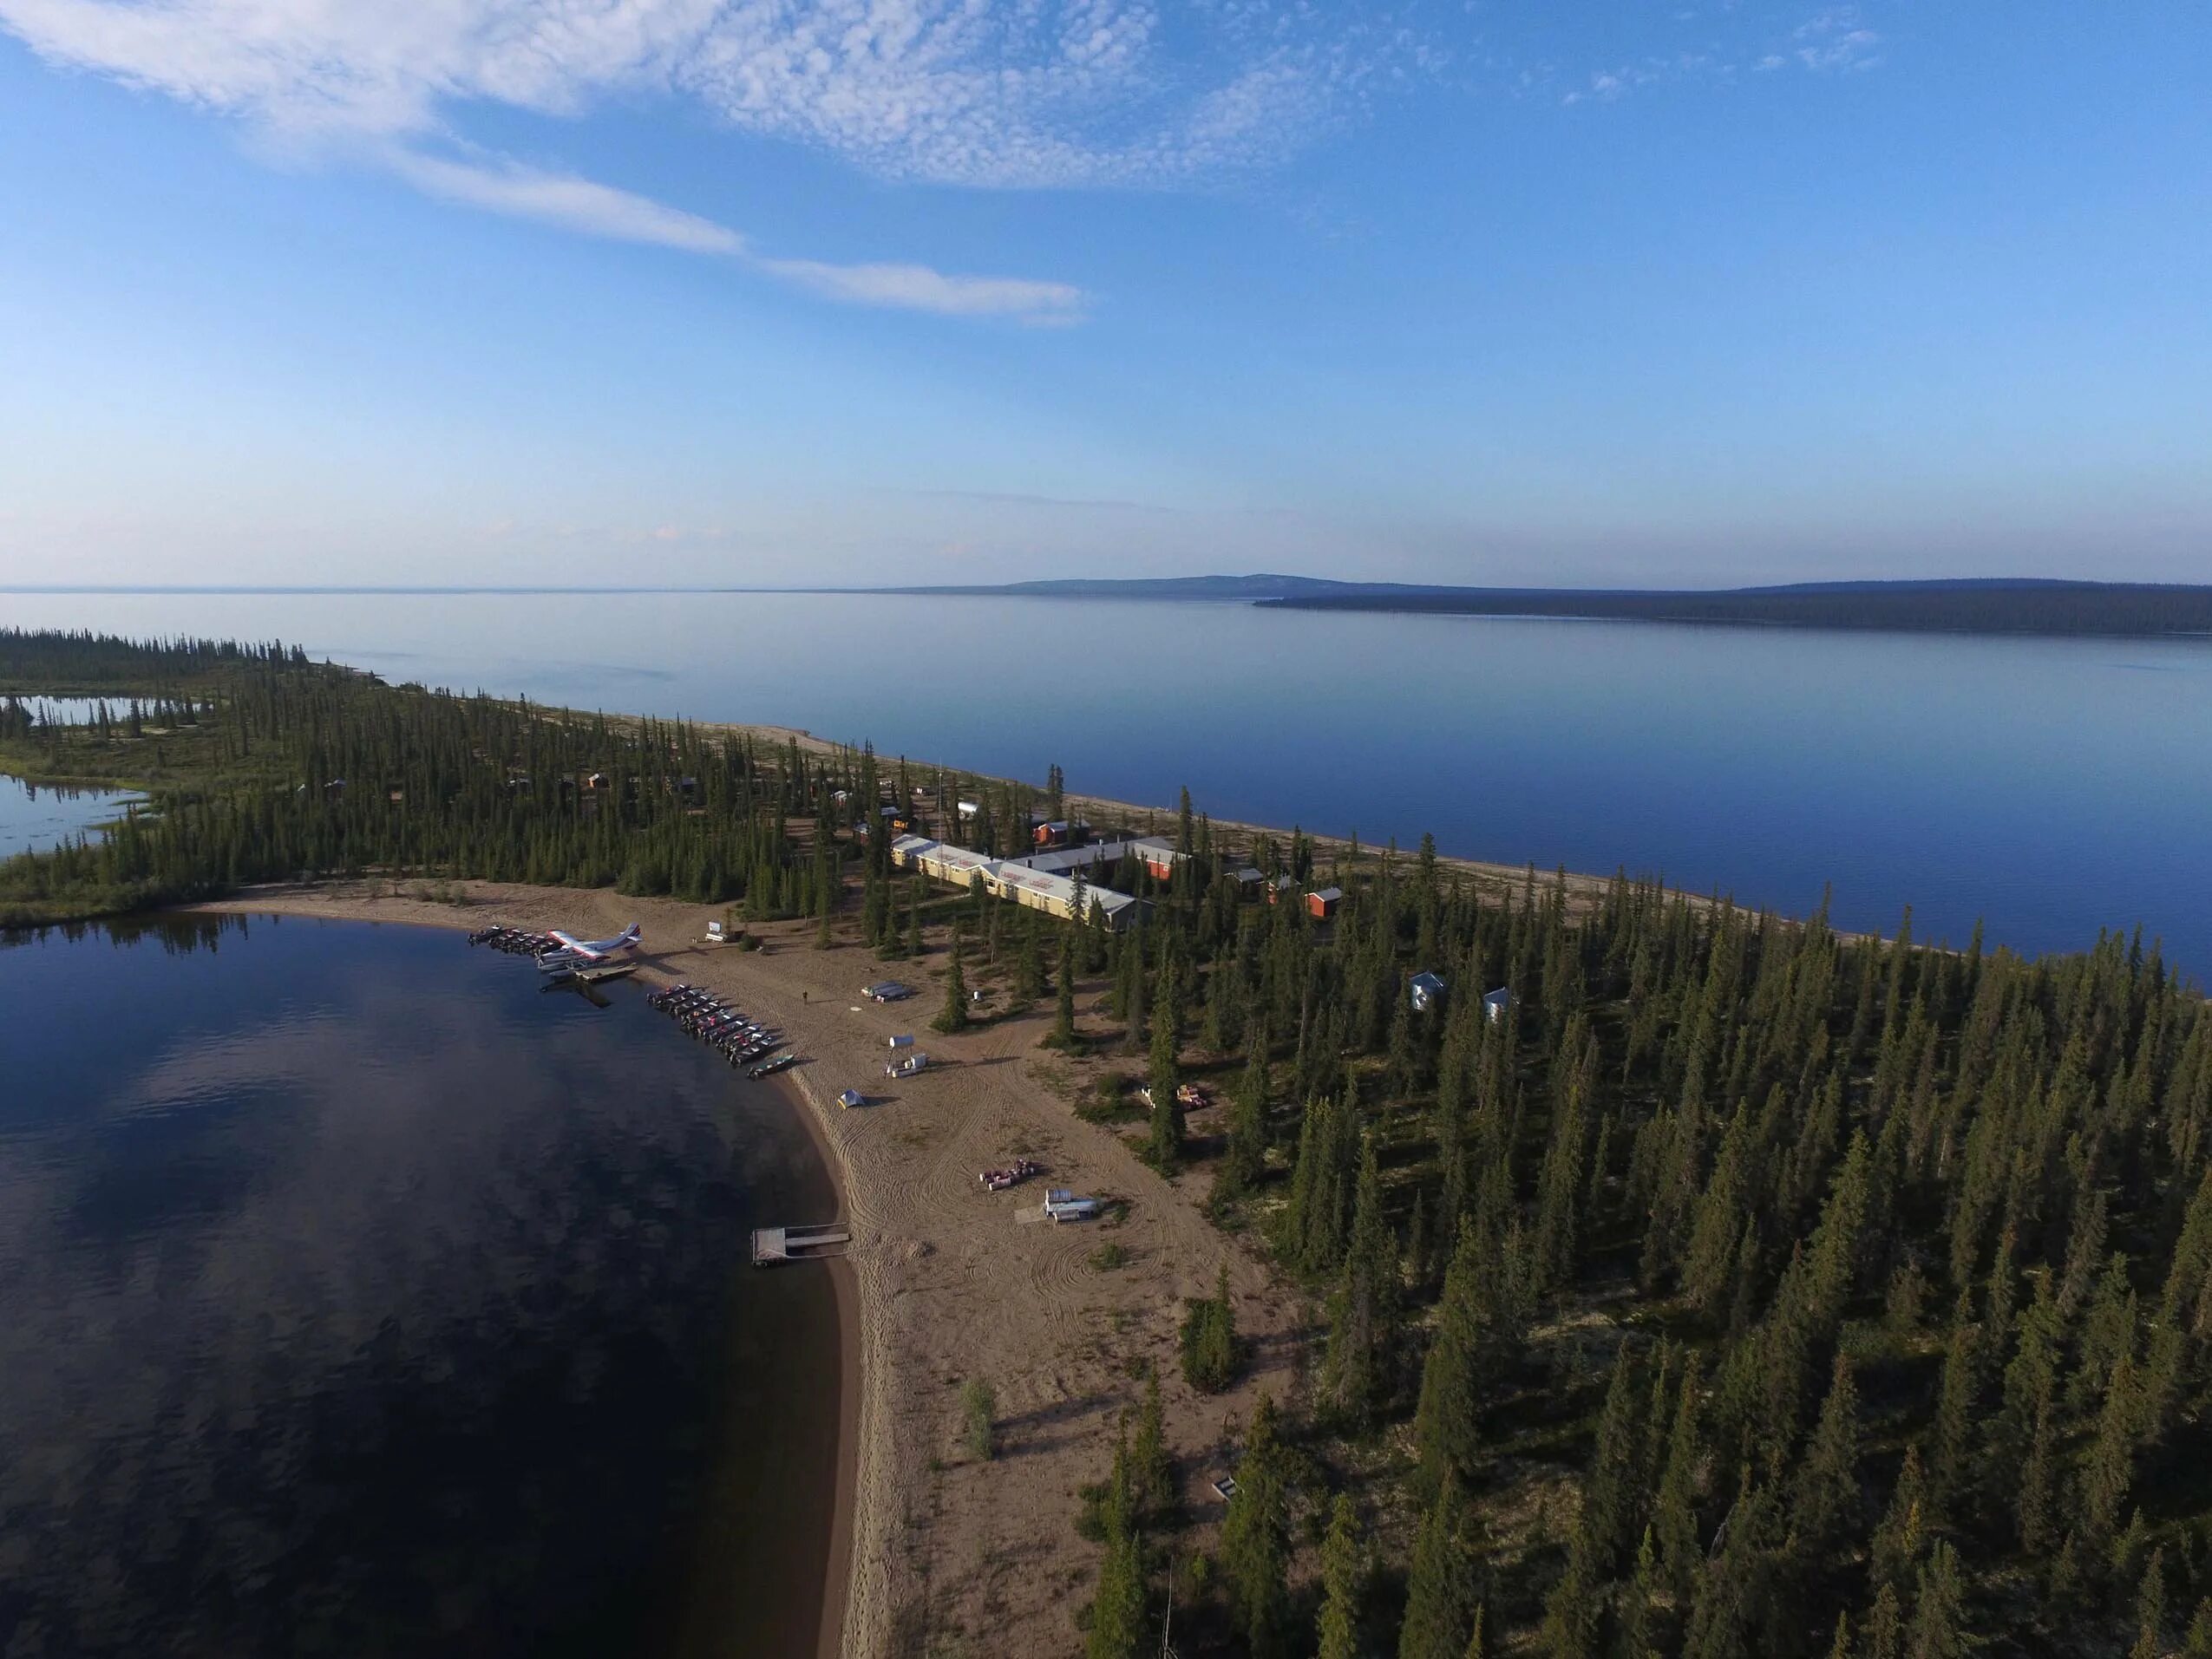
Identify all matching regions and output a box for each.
[751,1223,851,1266]
[573,961,638,984]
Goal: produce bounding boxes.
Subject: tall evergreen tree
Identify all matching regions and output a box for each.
[1399,1479,1480,1659]
[1323,1139,1402,1432]
[1414,1221,1488,1495]
[1221,1394,1293,1659]
[933,927,970,1034]
[1316,1492,1367,1659]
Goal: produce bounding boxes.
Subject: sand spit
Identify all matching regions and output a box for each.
[182,878,1304,1658]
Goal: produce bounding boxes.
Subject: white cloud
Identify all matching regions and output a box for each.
[379,147,1087,319]
[1792,9,1882,72]
[0,0,1407,185]
[386,149,749,255]
[759,257,1087,321]
[0,0,1200,319]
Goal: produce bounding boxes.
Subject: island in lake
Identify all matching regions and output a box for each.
[3,625,2208,1658]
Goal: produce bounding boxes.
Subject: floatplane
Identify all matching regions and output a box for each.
[535,922,643,974]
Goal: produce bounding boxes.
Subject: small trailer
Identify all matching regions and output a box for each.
[886,1034,915,1049]
[885,1053,930,1079]
[1043,1187,1100,1223]
[862,982,915,1003]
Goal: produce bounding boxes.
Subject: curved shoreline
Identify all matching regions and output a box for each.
[180,877,1310,1656]
[171,892,864,1659]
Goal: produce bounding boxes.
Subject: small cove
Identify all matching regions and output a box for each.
[0,912,842,1656]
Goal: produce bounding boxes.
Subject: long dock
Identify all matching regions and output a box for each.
[751,1223,851,1266]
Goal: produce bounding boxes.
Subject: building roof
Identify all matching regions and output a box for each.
[1310,886,1345,902]
[1410,971,1447,991]
[994,864,1139,918]
[1233,866,1265,882]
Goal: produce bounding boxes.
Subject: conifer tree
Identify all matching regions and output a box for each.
[1868,1445,1928,1600]
[1148,956,1184,1167]
[1180,1264,1238,1394]
[1221,1028,1270,1196]
[2081,1351,2141,1551]
[1618,1526,1659,1659]
[1014,909,1046,1004]
[1221,1394,1292,1659]
[1790,1354,1861,1565]
[933,927,970,1034]
[1398,1479,1479,1659]
[1862,1586,1903,1659]
[2183,1596,2212,1657]
[1050,930,1079,1049]
[1132,1368,1173,1522]
[1654,1354,1706,1599]
[1324,1139,1402,1433]
[1087,1428,1148,1659]
[1414,1221,1487,1495]
[1316,1492,1366,1659]
[1903,1540,1966,1659]
[2131,1548,2167,1659]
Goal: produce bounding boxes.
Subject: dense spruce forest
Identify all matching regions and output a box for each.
[0,628,954,928]
[7,629,2211,1656]
[1056,832,2212,1659]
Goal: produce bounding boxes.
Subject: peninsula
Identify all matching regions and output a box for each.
[5,626,2209,1658]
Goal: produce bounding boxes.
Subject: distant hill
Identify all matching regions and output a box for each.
[891,575,2212,637]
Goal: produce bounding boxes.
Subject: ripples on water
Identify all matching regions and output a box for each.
[0,914,838,1656]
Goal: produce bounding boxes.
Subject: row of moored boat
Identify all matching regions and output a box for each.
[646,984,799,1076]
[467,926,556,955]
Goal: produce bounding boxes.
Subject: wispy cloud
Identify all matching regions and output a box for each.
[1557,3,1888,104]
[757,258,1087,323]
[380,147,1084,318]
[0,0,1414,183]
[1787,8,1883,73]
[386,150,748,257]
[0,0,1428,317]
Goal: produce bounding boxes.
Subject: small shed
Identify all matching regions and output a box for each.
[1306,886,1343,920]
[1232,867,1266,900]
[957,798,981,820]
[1410,971,1447,1012]
[1483,986,1514,1025]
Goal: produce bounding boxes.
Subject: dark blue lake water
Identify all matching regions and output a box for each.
[0,914,840,1656]
[3,591,2207,969]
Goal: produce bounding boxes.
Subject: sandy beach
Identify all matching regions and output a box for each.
[185,877,1305,1658]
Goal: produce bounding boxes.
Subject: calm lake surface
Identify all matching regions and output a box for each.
[0,773,141,859]
[3,590,2208,969]
[0,914,841,1656]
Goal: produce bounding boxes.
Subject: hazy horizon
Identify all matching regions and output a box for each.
[3,2,2207,591]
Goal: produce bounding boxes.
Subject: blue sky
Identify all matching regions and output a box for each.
[0,1,2206,589]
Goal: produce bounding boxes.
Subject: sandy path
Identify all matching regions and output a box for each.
[184,878,1304,1658]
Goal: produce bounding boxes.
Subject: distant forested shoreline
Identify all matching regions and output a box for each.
[881,575,2212,638]
[1254,580,2212,637]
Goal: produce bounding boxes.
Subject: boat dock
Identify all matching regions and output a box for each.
[571,961,638,984]
[751,1222,851,1266]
